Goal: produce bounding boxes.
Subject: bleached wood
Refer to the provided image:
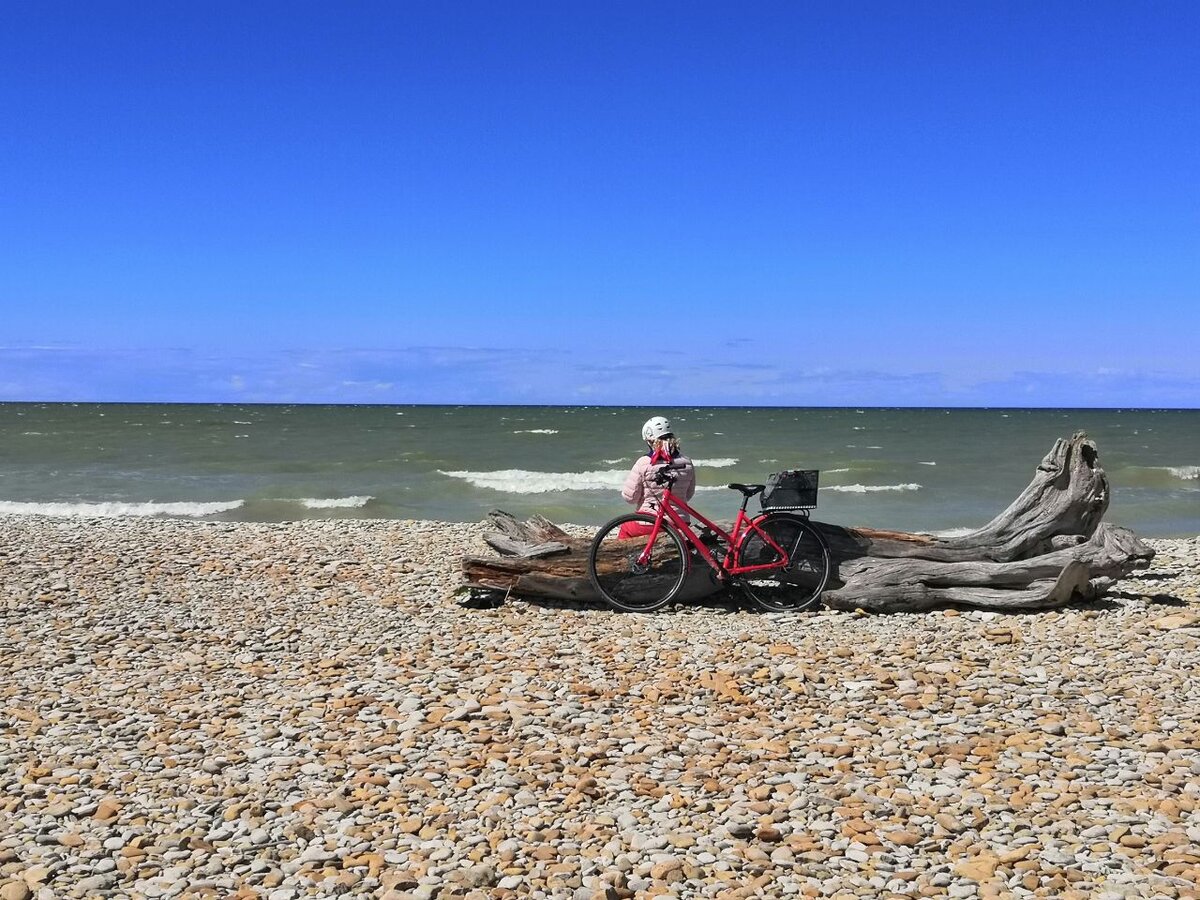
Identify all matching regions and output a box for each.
[460,434,1154,611]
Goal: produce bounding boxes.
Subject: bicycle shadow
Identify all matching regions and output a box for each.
[460,588,1136,617]
[458,587,817,615]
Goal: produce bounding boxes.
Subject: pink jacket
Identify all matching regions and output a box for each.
[622,454,696,519]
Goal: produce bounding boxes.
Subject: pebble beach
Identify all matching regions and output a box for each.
[1,516,1198,900]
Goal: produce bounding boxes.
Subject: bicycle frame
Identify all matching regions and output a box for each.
[636,485,789,578]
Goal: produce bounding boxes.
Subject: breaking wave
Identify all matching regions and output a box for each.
[930,527,976,537]
[824,483,922,493]
[512,429,559,434]
[0,500,245,518]
[693,458,738,468]
[1124,465,1200,486]
[298,496,374,509]
[440,469,627,493]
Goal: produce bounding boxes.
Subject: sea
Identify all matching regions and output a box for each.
[1,404,1197,537]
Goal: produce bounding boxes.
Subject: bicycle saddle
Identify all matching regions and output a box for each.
[727,483,765,496]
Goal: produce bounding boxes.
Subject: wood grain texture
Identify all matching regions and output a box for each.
[460,433,1155,611]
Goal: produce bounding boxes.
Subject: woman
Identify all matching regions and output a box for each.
[618,415,697,538]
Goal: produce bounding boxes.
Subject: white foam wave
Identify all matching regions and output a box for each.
[298,496,374,509]
[931,527,976,538]
[513,429,559,434]
[441,469,627,493]
[21,432,45,436]
[919,461,937,466]
[1166,466,1200,480]
[693,458,738,468]
[825,467,851,474]
[601,458,628,465]
[0,500,244,518]
[824,483,922,493]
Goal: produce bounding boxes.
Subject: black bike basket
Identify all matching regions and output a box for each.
[761,469,819,510]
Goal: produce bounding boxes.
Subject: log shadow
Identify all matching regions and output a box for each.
[458,586,817,615]
[460,587,1134,616]
[1148,593,1188,606]
[460,587,1135,616]
[1101,589,1187,606]
[1063,596,1124,612]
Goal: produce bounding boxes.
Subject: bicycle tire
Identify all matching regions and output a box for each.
[733,513,831,612]
[587,513,689,613]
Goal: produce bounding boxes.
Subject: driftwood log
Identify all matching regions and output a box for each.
[461,433,1155,612]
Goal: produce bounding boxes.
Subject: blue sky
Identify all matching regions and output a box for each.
[2,2,1197,406]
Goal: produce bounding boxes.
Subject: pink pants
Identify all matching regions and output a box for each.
[618,520,655,540]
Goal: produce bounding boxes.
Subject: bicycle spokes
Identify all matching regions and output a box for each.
[588,514,688,613]
[733,514,831,612]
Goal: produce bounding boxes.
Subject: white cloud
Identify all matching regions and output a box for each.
[0,346,1195,407]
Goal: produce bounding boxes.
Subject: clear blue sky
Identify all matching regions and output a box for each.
[2,1,1197,405]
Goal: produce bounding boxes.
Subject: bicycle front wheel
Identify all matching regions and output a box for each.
[588,513,689,613]
[734,513,830,612]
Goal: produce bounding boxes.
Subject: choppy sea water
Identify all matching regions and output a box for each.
[1,404,1196,536]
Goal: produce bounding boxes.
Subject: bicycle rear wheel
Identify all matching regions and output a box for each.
[734,513,830,612]
[588,513,689,613]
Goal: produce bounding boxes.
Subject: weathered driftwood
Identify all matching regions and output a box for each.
[466,514,723,603]
[461,433,1155,611]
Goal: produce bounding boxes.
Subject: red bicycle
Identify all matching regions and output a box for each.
[587,465,831,613]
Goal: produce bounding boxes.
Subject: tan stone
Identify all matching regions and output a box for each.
[934,813,967,834]
[997,845,1033,863]
[1152,613,1200,630]
[954,854,1000,882]
[649,857,683,880]
[93,797,123,822]
[18,868,49,886]
[1,883,34,900]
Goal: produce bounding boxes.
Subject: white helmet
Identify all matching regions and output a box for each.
[641,415,673,443]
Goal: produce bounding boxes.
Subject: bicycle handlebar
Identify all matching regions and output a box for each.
[652,462,687,485]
